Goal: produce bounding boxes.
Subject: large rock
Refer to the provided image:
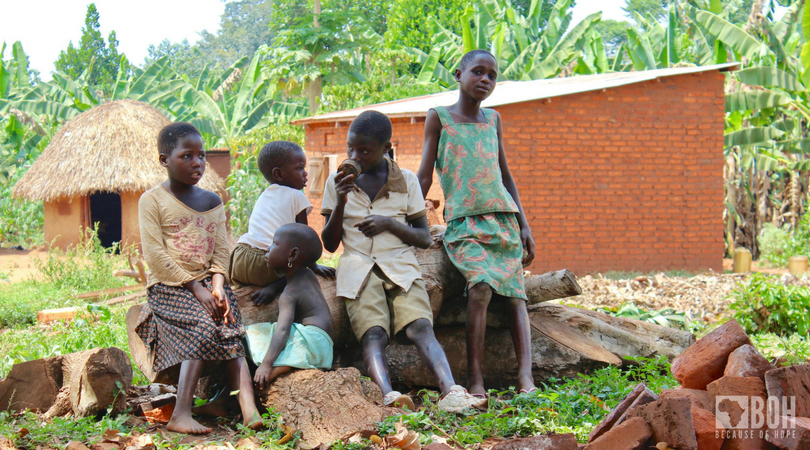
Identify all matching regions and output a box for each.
[709,376,773,450]
[659,388,712,413]
[489,433,578,450]
[692,406,725,450]
[671,319,751,390]
[626,397,698,450]
[725,345,775,381]
[766,415,810,450]
[259,368,398,448]
[765,364,810,418]
[588,383,657,443]
[584,417,651,450]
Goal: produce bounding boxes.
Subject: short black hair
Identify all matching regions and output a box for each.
[257,141,304,183]
[459,49,496,71]
[276,223,323,266]
[158,122,201,155]
[349,110,392,145]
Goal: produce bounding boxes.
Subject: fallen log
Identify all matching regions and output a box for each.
[259,368,399,448]
[0,348,132,417]
[339,305,693,389]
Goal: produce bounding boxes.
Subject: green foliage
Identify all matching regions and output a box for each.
[35,226,130,293]
[385,0,467,53]
[758,209,810,267]
[751,332,810,366]
[598,303,688,330]
[623,0,669,23]
[0,164,43,247]
[54,4,122,88]
[0,304,146,385]
[319,50,440,113]
[594,19,632,56]
[731,273,810,335]
[376,356,675,444]
[227,124,305,236]
[0,411,133,448]
[415,0,604,85]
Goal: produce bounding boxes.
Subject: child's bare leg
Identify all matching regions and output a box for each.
[505,297,535,392]
[224,357,263,429]
[404,318,454,394]
[361,326,393,394]
[168,360,212,434]
[466,282,493,396]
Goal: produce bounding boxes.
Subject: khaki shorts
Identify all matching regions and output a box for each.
[229,243,283,287]
[345,266,433,343]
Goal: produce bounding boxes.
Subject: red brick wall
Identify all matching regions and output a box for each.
[303,71,725,275]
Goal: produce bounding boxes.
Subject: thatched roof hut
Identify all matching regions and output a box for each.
[14,99,227,249]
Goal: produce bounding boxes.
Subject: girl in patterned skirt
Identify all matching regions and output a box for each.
[418,50,537,397]
[136,122,262,434]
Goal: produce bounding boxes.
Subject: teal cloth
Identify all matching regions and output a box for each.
[245,322,333,370]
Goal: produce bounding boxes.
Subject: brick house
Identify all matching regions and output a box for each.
[292,63,736,275]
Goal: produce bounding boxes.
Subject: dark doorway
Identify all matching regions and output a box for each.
[89,192,122,248]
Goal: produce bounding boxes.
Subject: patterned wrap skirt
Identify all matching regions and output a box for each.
[135,277,246,373]
[443,212,528,300]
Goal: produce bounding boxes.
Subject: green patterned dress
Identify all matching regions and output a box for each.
[433,106,527,300]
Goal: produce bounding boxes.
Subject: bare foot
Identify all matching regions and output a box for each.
[166,415,212,434]
[243,411,265,430]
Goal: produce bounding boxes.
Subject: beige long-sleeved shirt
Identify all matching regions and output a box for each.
[139,185,230,288]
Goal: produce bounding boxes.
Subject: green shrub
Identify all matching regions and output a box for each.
[35,226,130,292]
[0,164,43,247]
[730,273,810,335]
[758,211,810,267]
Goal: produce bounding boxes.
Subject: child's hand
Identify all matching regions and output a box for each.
[354,215,393,237]
[311,264,336,279]
[192,285,225,321]
[521,228,536,266]
[334,171,357,205]
[211,286,233,324]
[254,363,274,390]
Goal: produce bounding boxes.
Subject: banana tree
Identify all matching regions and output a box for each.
[414,0,604,86]
[176,49,307,151]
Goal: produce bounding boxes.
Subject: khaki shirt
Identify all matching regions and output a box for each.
[139,185,230,288]
[321,157,427,299]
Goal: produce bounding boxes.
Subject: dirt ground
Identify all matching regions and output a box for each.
[0,247,47,283]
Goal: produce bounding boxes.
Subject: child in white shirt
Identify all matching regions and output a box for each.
[230,141,334,305]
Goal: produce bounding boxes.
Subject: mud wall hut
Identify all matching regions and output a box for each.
[13,99,226,250]
[294,64,736,275]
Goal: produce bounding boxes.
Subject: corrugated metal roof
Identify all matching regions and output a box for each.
[292,63,738,125]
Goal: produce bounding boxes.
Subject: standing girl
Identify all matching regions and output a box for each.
[136,122,262,434]
[418,50,536,397]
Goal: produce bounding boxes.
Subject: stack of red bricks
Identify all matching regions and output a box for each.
[584,319,810,450]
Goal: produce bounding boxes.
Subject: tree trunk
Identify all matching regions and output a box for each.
[259,368,399,448]
[349,305,693,389]
[0,348,132,417]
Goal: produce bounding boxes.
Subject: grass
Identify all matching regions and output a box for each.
[0,229,145,382]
